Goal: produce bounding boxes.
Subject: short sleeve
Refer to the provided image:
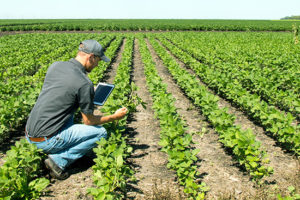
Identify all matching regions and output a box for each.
[78,83,95,114]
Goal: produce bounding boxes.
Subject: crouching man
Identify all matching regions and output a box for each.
[25,39,127,180]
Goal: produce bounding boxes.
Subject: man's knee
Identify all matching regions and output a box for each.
[96,126,107,140]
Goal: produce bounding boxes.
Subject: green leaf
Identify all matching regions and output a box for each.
[116,155,123,167]
[29,178,49,192]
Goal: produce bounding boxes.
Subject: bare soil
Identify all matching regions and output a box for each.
[125,38,184,199]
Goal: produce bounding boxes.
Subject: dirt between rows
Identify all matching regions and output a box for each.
[125,39,184,200]
[0,36,299,200]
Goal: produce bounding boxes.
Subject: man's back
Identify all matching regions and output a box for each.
[26,58,94,137]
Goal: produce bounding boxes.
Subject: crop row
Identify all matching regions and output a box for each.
[0,19,299,32]
[88,35,122,84]
[163,32,300,118]
[0,34,64,69]
[88,35,144,199]
[155,35,300,156]
[138,35,208,199]
[185,32,300,94]
[146,35,273,182]
[0,139,49,199]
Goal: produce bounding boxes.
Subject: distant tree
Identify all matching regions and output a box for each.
[281,15,300,20]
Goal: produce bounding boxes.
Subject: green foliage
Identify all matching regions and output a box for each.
[292,24,299,44]
[0,19,299,32]
[0,139,49,200]
[88,35,144,199]
[277,186,300,200]
[88,134,134,200]
[147,35,273,182]
[157,32,299,156]
[1,31,299,199]
[162,32,300,118]
[138,35,208,199]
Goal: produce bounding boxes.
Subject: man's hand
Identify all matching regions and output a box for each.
[81,107,128,125]
[114,107,128,120]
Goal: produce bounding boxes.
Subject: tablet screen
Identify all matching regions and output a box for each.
[94,83,115,106]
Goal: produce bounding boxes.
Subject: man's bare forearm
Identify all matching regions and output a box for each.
[81,107,128,125]
[81,113,117,125]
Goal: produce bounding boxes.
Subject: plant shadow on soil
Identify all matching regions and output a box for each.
[124,112,209,199]
[0,125,26,154]
[124,114,155,197]
[40,154,97,199]
[169,70,298,175]
[44,154,96,181]
[209,88,299,156]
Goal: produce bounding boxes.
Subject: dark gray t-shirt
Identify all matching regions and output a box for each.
[26,58,95,137]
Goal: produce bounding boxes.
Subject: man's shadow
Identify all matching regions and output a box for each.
[67,154,97,175]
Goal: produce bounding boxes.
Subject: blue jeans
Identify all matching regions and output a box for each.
[26,116,107,170]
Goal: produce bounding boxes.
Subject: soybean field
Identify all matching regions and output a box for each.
[0,31,299,200]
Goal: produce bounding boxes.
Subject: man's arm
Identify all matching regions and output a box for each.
[81,107,128,125]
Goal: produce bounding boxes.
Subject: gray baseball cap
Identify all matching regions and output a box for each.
[79,39,110,62]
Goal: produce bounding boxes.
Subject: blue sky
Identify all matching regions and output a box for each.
[1,0,299,20]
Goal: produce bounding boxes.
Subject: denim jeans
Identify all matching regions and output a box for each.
[26,116,107,170]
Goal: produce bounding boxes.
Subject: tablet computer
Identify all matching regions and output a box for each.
[93,82,115,106]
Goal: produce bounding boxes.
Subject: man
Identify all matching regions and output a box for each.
[25,39,127,180]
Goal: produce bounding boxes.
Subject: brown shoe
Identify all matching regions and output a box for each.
[44,157,69,180]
